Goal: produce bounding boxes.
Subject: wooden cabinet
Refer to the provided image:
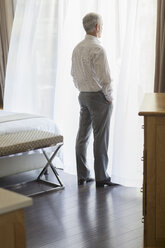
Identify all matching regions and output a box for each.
[0,188,32,248]
[139,93,165,247]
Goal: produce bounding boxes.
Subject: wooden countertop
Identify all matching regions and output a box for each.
[139,93,165,116]
[0,188,33,215]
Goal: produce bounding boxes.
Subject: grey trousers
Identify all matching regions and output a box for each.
[76,91,113,181]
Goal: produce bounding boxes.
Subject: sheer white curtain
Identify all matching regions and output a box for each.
[4,0,157,186]
[110,0,157,186]
[4,0,59,117]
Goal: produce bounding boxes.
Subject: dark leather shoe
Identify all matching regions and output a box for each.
[96,180,119,187]
[78,178,95,185]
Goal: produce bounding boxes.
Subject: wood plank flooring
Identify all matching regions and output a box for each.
[0,169,143,248]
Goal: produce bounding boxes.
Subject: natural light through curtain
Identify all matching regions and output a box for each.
[4,0,157,186]
[111,1,157,186]
[4,0,59,117]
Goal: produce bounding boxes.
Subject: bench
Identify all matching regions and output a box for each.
[0,129,64,196]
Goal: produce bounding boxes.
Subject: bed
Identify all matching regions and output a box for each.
[0,110,64,195]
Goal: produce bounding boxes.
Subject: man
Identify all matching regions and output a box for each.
[71,12,114,187]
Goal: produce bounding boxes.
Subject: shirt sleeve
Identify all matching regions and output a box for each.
[71,50,78,89]
[92,47,113,102]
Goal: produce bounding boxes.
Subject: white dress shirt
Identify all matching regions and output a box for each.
[71,34,112,101]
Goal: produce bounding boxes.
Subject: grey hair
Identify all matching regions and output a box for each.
[82,13,102,33]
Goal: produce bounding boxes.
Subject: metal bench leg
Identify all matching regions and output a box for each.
[42,150,63,187]
[3,143,64,197]
[37,143,64,188]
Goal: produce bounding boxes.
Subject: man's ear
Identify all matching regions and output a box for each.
[95,24,99,31]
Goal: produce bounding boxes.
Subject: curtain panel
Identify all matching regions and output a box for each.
[0,0,14,108]
[154,0,165,92]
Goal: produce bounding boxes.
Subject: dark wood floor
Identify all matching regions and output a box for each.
[0,169,143,248]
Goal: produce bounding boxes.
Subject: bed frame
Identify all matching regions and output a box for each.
[0,129,64,196]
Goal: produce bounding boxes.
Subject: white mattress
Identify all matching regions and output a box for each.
[0,111,61,135]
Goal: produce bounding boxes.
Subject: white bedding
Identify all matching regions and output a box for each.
[0,111,61,135]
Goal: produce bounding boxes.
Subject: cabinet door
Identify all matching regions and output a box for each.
[155,119,165,242]
[144,116,165,247]
[0,209,26,248]
[144,116,156,246]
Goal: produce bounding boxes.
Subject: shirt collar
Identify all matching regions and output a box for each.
[85,34,100,43]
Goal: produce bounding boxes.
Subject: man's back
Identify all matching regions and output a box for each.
[71,34,111,94]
